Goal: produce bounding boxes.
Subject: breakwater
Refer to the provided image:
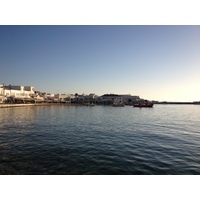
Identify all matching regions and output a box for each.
[0,103,74,108]
[0,103,36,108]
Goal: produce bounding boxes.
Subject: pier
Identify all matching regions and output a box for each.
[0,103,36,108]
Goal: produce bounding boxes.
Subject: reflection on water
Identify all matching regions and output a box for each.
[0,106,36,134]
[0,105,200,174]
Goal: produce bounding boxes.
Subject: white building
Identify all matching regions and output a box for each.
[113,96,124,106]
[0,84,5,103]
[120,94,140,104]
[54,93,71,103]
[83,93,96,103]
[3,85,34,98]
[98,94,119,103]
[43,93,55,102]
[0,84,35,103]
[70,93,97,103]
[0,84,3,95]
[45,93,55,98]
[96,94,141,105]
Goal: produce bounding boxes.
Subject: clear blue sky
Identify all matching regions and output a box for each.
[0,25,200,101]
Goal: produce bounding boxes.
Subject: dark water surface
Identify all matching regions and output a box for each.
[0,104,200,174]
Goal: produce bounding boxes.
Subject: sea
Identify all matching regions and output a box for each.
[0,104,200,175]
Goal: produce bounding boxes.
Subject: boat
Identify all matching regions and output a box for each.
[133,100,153,108]
[83,102,95,106]
[133,103,153,108]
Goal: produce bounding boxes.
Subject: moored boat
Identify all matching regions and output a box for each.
[133,100,154,108]
[83,102,95,106]
[133,103,153,108]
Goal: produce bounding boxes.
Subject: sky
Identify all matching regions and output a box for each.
[0,25,200,101]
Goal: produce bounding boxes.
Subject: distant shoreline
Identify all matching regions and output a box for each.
[1,102,200,108]
[155,102,200,105]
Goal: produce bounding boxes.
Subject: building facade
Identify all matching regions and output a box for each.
[54,93,71,103]
[0,84,5,103]
[0,84,35,103]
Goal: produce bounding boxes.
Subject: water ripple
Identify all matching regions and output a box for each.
[0,105,200,174]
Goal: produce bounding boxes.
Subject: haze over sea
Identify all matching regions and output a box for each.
[1,104,200,175]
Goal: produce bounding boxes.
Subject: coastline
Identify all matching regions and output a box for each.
[1,102,200,109]
[0,103,75,108]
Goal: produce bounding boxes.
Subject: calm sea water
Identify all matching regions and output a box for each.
[0,104,200,175]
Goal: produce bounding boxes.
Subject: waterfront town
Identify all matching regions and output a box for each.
[1,84,200,106]
[0,83,148,106]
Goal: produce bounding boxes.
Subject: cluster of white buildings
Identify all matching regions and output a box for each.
[0,84,42,103]
[0,84,72,104]
[0,84,142,104]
